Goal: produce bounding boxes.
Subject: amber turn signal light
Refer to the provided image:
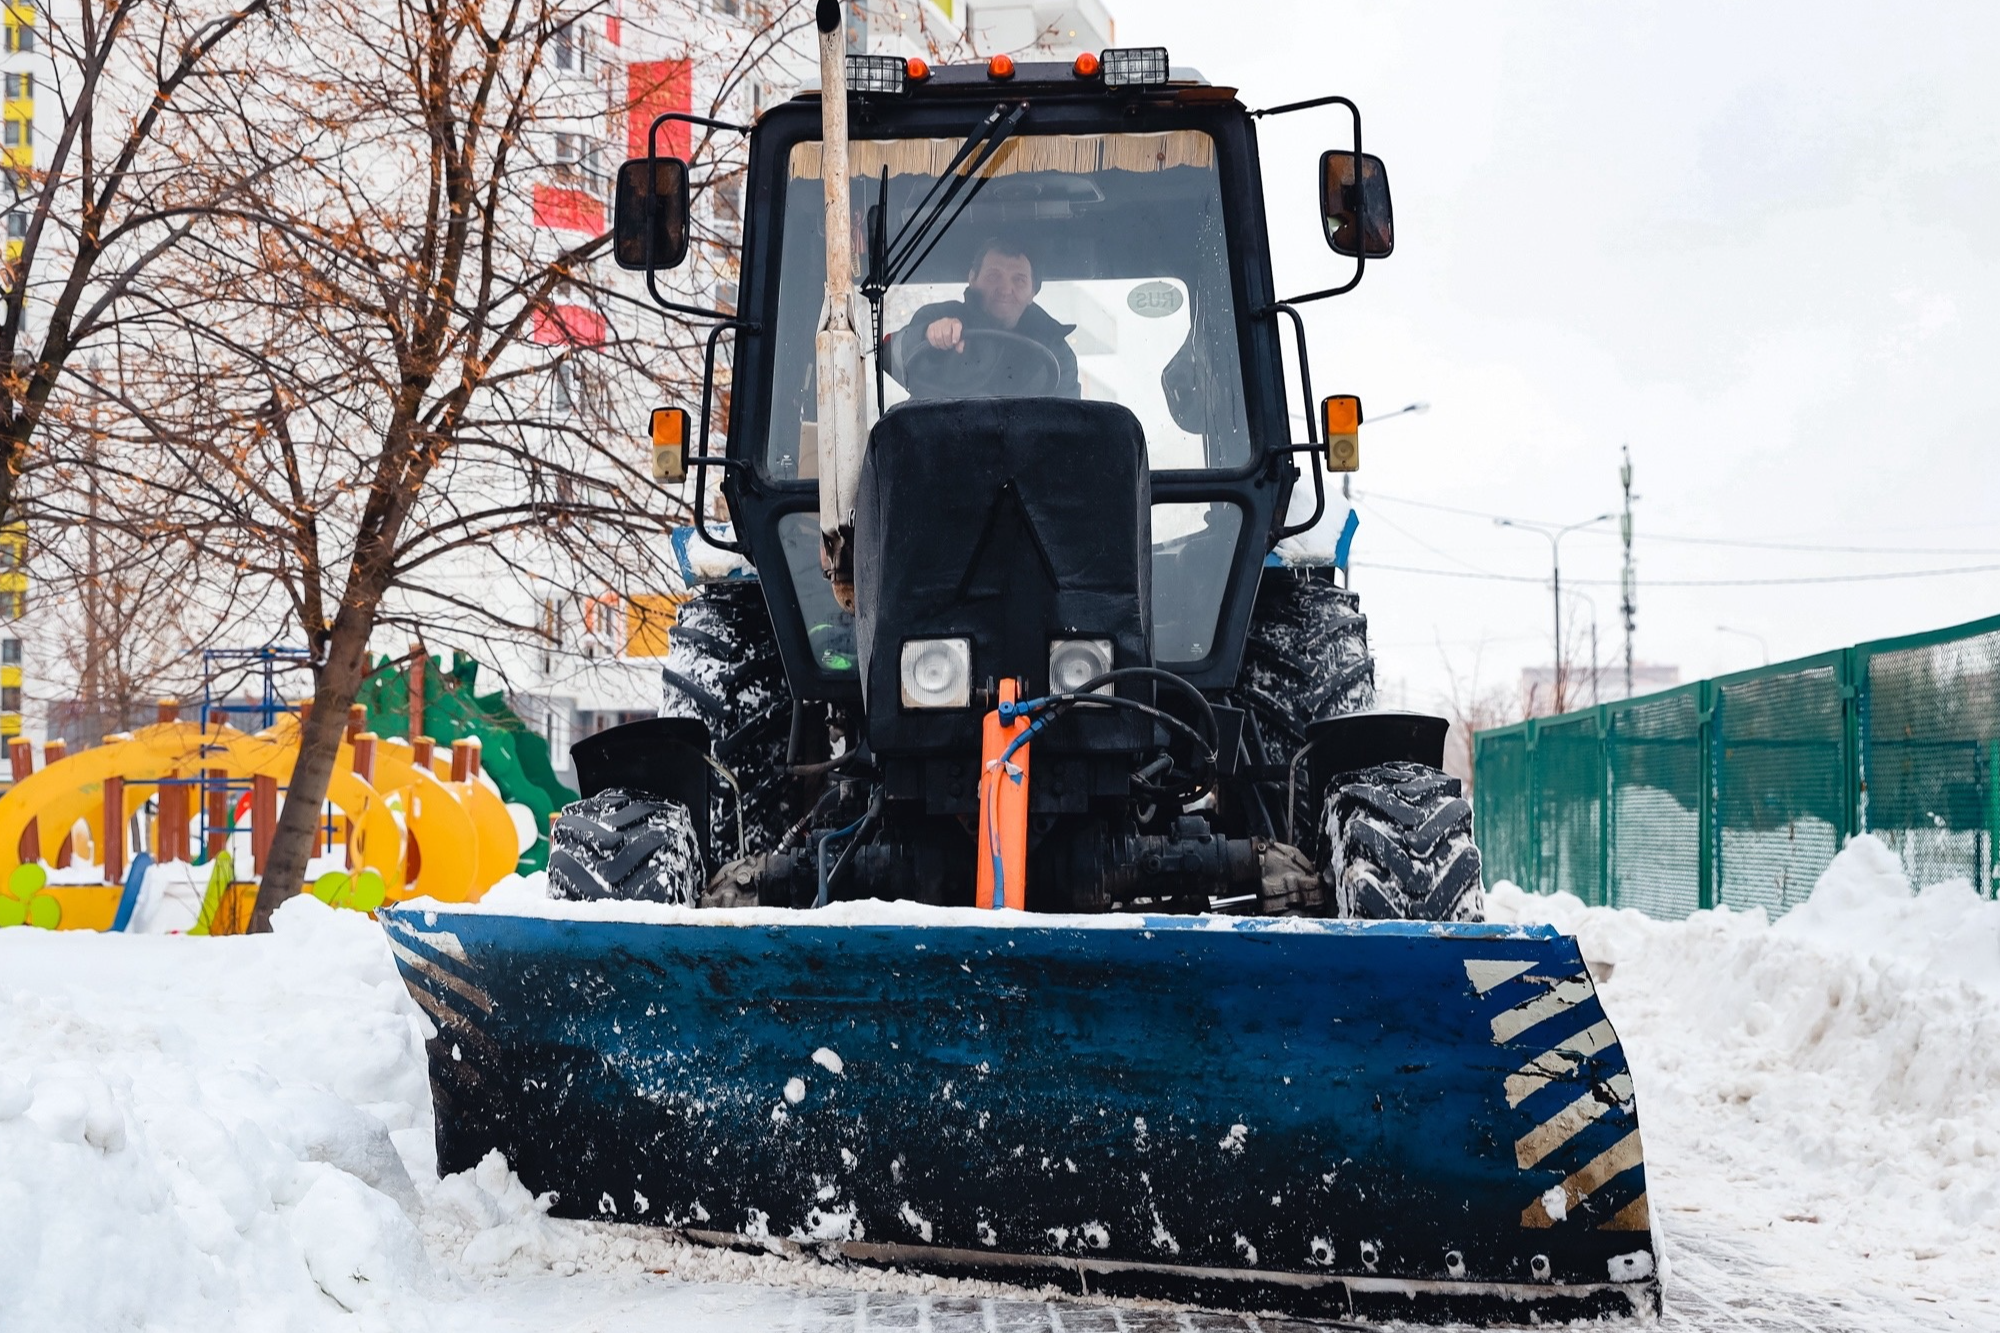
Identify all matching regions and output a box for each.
[906,57,930,82]
[987,54,1015,80]
[651,406,689,483]
[1322,394,1361,472]
[1072,52,1100,78]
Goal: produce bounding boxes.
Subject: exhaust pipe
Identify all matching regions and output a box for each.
[814,0,864,610]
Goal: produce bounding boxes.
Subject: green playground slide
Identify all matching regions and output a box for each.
[355,653,577,873]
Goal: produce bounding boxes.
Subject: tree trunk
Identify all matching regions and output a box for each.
[247,602,376,931]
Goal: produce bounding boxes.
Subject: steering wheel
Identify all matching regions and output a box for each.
[899,328,1062,400]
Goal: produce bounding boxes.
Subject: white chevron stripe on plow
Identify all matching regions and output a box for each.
[1504,1018,1620,1107]
[1515,1072,1635,1168]
[1490,974,1594,1043]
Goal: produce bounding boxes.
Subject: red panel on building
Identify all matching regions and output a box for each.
[606,14,620,44]
[533,304,608,347]
[628,59,692,159]
[532,184,605,234]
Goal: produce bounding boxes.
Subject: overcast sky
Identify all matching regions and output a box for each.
[1120,0,2000,711]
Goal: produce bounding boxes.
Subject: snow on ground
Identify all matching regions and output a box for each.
[1,837,1996,1331]
[1489,835,2000,1331]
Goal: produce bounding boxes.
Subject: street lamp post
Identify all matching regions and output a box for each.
[1566,589,1601,705]
[1496,513,1615,714]
[1716,625,1770,666]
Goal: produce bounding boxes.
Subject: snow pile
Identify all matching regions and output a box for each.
[1491,834,2000,1315]
[0,895,438,1329]
[6,835,1996,1329]
[0,896,1039,1332]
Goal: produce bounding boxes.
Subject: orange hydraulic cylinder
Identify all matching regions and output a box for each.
[976,678,1032,911]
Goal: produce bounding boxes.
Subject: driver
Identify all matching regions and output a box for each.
[887,237,1081,398]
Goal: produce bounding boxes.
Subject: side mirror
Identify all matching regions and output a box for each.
[1322,394,1361,472]
[651,406,689,482]
[615,158,691,271]
[1320,152,1393,259]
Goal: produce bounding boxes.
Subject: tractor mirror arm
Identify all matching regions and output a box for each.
[632,111,755,321]
[1250,94,1371,305]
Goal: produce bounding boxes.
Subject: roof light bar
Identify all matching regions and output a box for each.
[1100,46,1169,88]
[845,53,907,95]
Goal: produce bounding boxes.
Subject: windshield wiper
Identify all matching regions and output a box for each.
[860,101,1029,404]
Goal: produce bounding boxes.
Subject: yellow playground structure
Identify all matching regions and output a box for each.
[0,702,519,932]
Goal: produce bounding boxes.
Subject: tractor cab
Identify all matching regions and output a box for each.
[618,52,1392,708]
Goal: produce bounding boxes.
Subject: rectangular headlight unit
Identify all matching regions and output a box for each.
[1100,47,1170,89]
[900,638,972,709]
[845,54,908,95]
[1049,638,1114,696]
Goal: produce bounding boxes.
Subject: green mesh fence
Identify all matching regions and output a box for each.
[1473,614,2000,919]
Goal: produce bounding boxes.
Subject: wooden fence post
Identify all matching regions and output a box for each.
[251,773,277,876]
[10,736,36,862]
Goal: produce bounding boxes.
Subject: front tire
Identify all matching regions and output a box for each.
[658,583,801,865]
[547,788,704,905]
[1323,762,1484,922]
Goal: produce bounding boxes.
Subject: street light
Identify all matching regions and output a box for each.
[1567,588,1603,705]
[1495,512,1615,713]
[1716,625,1770,665]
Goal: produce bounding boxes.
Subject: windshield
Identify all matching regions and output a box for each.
[760,128,1253,673]
[764,130,1251,479]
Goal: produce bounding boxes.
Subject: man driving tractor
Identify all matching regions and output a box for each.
[888,236,1082,399]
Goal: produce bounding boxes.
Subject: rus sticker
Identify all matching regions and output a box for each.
[1126,280,1185,318]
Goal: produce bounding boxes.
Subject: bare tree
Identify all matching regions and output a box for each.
[0,0,274,526]
[1437,634,1520,794]
[52,0,810,927]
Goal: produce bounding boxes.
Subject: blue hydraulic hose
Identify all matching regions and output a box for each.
[813,813,872,909]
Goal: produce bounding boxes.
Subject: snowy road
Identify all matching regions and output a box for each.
[3,836,1996,1332]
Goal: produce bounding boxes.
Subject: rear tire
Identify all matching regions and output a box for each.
[658,583,800,865]
[1323,762,1484,922]
[547,788,704,905]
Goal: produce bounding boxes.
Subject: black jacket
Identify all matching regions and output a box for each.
[887,289,1081,398]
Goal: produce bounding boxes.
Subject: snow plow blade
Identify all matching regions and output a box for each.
[382,908,1659,1324]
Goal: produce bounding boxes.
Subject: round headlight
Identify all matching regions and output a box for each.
[1049,638,1114,695]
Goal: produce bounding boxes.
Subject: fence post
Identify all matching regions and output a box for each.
[1524,718,1541,894]
[1842,645,1865,844]
[1988,739,1999,900]
[1597,704,1612,909]
[1697,679,1716,911]
[251,773,277,875]
[9,736,36,863]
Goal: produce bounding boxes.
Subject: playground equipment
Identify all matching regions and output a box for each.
[355,647,577,874]
[0,702,520,932]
